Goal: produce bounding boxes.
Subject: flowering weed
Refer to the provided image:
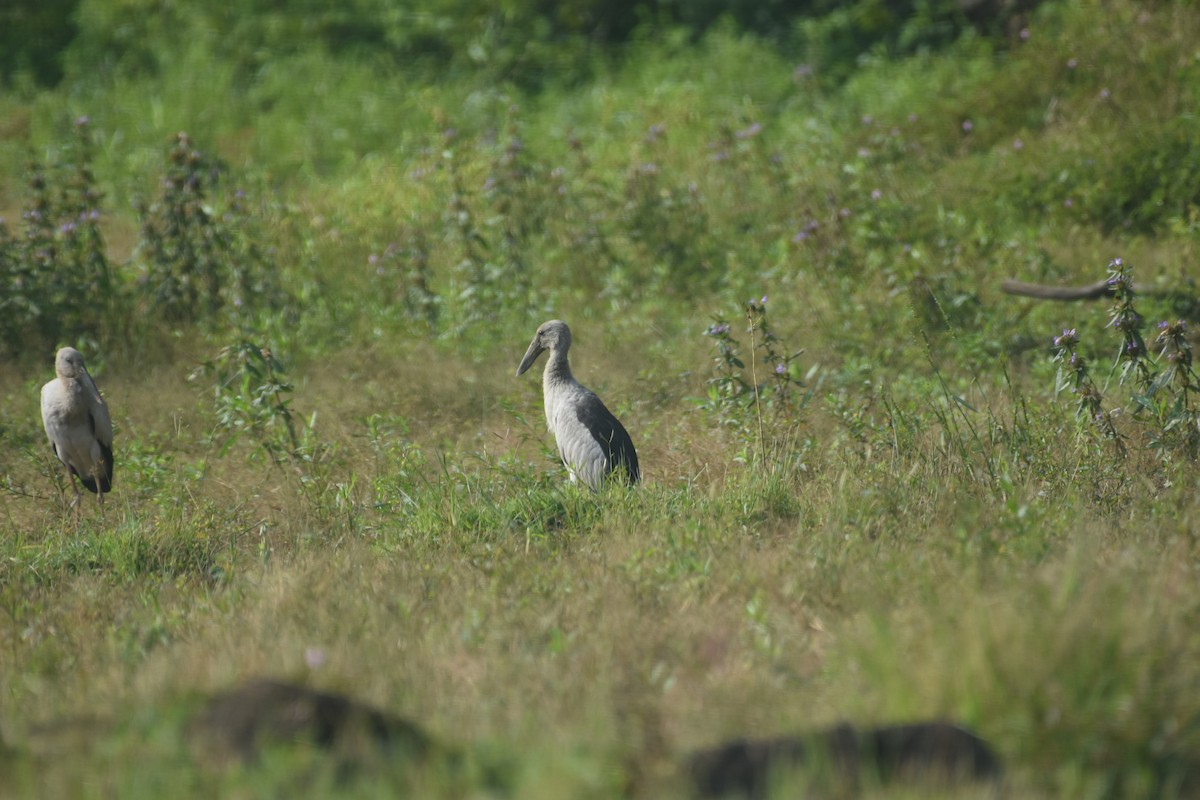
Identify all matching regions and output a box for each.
[699,296,811,465]
[1052,258,1200,460]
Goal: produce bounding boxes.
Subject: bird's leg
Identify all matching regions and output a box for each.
[70,475,82,525]
[59,462,79,511]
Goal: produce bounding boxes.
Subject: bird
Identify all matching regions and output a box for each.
[40,347,114,511]
[516,320,640,490]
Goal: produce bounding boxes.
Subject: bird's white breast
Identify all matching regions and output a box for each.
[42,378,103,469]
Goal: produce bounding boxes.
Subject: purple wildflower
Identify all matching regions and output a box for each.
[1054,328,1079,348]
[736,122,762,140]
[305,647,327,669]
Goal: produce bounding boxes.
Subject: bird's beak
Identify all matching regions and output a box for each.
[516,338,544,376]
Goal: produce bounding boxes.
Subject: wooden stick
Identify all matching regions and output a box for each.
[1000,278,1179,301]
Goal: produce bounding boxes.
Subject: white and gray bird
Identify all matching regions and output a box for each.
[516,320,640,490]
[41,347,114,509]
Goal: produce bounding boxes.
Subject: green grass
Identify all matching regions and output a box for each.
[3,0,1200,797]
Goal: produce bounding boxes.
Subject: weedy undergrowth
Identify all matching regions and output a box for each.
[0,124,293,358]
[699,296,814,467]
[0,116,115,355]
[1052,257,1200,460]
[135,132,289,330]
[190,341,326,473]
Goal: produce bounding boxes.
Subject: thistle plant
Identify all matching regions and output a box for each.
[436,125,490,331]
[1052,326,1124,454]
[700,296,808,464]
[1049,257,1200,459]
[1106,258,1152,391]
[1154,320,1198,402]
[0,117,115,351]
[136,132,226,323]
[136,132,286,329]
[369,231,440,332]
[1144,318,1200,457]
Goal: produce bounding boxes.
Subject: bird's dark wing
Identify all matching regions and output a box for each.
[574,393,640,485]
[98,439,114,493]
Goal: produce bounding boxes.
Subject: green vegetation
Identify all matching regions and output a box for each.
[2,0,1200,796]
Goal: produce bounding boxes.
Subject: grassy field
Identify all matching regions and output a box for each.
[3,0,1200,797]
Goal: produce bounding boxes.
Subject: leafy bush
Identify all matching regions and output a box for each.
[1016,120,1200,234]
[48,0,1041,95]
[0,0,80,87]
[191,342,311,468]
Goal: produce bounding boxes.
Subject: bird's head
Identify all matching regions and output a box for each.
[55,347,89,379]
[516,319,572,376]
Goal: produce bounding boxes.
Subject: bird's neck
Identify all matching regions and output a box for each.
[544,347,574,386]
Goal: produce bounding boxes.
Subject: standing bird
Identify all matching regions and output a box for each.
[41,347,114,510]
[516,320,640,490]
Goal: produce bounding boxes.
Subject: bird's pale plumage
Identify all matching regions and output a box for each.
[41,347,114,503]
[517,320,639,490]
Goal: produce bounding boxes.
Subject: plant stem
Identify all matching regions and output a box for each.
[747,306,767,468]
